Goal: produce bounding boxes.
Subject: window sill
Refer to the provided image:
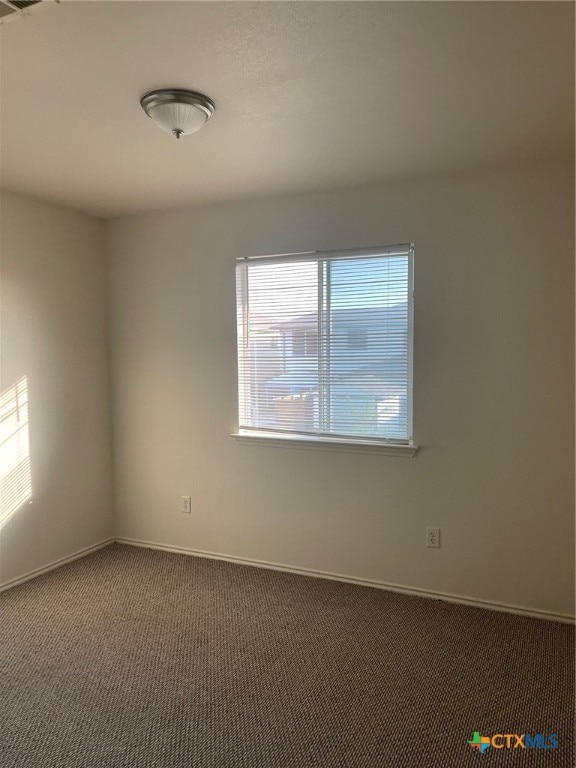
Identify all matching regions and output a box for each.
[231,430,419,457]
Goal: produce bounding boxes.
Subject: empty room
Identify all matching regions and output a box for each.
[0,1,574,766]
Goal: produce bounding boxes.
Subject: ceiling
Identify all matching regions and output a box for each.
[1,1,573,219]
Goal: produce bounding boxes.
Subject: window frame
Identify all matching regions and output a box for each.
[233,244,418,457]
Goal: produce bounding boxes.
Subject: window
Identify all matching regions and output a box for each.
[235,244,414,448]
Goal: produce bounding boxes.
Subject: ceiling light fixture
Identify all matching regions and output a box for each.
[140,88,215,140]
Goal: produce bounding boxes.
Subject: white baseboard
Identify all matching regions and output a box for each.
[2,535,573,625]
[116,536,575,625]
[0,538,115,593]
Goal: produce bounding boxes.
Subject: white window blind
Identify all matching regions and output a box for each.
[236,244,414,445]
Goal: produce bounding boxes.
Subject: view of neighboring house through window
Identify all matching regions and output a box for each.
[236,244,413,444]
[347,328,367,349]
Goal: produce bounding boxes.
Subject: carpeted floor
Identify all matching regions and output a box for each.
[0,544,573,767]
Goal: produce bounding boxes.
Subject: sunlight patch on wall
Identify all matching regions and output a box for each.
[0,376,32,527]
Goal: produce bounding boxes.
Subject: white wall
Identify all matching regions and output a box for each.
[0,191,113,585]
[107,159,574,616]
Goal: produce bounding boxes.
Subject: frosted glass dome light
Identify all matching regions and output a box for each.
[140,89,215,139]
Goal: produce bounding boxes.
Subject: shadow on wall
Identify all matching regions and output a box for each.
[0,376,32,528]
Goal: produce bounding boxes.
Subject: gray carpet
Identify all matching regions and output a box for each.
[0,544,573,767]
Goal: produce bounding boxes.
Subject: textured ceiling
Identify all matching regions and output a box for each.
[0,1,573,218]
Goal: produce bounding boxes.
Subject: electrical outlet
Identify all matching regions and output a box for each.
[181,496,191,514]
[426,527,440,548]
